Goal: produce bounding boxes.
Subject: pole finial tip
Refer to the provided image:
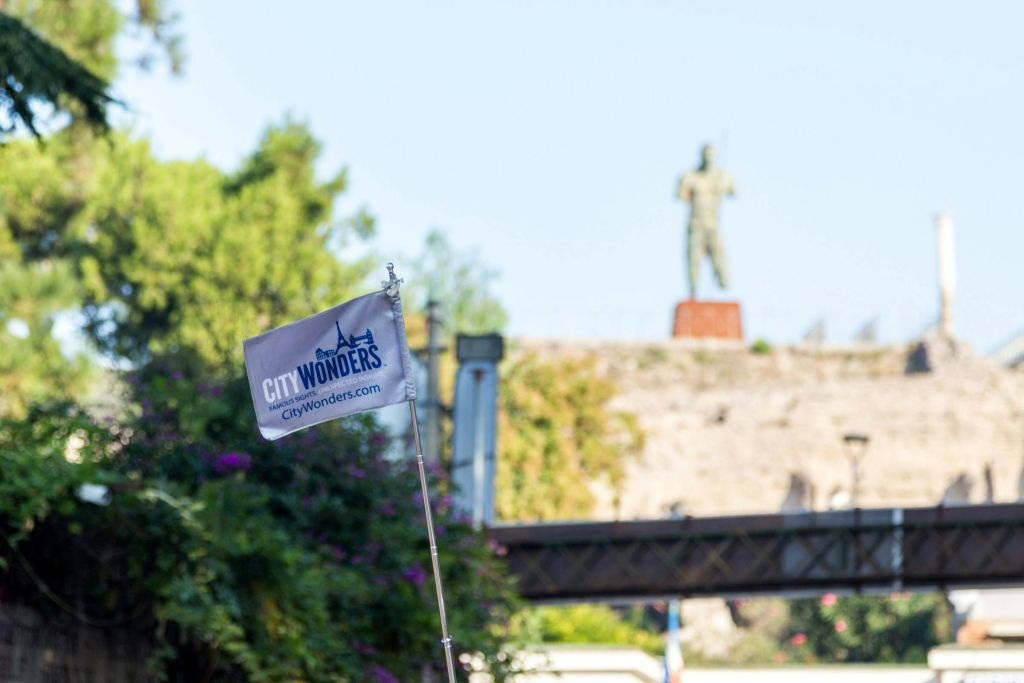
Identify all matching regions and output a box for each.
[382,262,403,296]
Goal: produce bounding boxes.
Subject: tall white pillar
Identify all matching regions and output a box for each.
[936,213,956,339]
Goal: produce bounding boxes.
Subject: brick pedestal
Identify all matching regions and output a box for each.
[672,300,743,340]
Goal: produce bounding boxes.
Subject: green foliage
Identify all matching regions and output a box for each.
[0,12,114,138]
[497,353,643,521]
[0,131,82,257]
[78,123,373,366]
[5,0,183,80]
[407,228,507,338]
[0,2,525,679]
[0,121,375,367]
[1,389,520,681]
[0,404,109,550]
[0,62,510,681]
[0,110,516,681]
[0,0,183,138]
[0,260,94,417]
[509,605,663,657]
[783,593,950,664]
[0,131,97,417]
[0,0,186,415]
[750,337,773,354]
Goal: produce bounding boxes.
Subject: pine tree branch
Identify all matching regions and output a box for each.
[0,12,118,138]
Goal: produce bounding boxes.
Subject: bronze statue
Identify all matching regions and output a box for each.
[677,144,735,298]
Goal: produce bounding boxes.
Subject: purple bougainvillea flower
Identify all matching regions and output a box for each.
[212,452,252,474]
[402,564,427,586]
[372,667,399,683]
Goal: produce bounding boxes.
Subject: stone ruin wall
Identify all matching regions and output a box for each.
[514,338,1024,520]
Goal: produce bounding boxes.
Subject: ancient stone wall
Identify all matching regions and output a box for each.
[514,339,1024,519]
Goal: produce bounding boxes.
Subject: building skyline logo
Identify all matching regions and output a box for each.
[315,320,375,361]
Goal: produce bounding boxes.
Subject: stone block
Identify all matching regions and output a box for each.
[672,300,743,340]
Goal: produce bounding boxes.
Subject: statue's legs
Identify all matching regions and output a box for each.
[707,229,729,290]
[687,228,701,298]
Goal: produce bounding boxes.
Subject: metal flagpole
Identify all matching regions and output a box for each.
[408,398,458,683]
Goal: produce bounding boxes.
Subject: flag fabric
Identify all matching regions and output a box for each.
[664,599,684,683]
[243,288,417,440]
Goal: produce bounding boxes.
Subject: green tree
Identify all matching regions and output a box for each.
[406,228,507,339]
[0,0,182,413]
[73,122,374,367]
[784,592,950,664]
[0,0,182,138]
[0,130,98,416]
[0,260,93,417]
[497,353,643,521]
[0,12,114,137]
[3,0,183,81]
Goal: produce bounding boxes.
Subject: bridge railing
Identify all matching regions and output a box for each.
[487,503,1024,602]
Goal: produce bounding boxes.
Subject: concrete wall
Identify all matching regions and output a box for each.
[684,668,934,683]
[469,646,935,682]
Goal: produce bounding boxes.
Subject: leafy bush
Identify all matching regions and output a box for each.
[497,353,643,521]
[782,592,950,664]
[0,372,521,681]
[509,604,663,656]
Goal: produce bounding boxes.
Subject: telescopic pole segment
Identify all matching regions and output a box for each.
[408,399,458,683]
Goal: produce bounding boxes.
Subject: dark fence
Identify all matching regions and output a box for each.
[0,604,154,683]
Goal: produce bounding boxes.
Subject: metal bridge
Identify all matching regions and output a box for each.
[488,503,1024,602]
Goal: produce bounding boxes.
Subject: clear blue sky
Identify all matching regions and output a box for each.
[114,1,1024,351]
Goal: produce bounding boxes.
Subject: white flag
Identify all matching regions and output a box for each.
[243,289,417,440]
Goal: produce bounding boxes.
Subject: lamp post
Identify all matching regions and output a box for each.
[842,433,870,508]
